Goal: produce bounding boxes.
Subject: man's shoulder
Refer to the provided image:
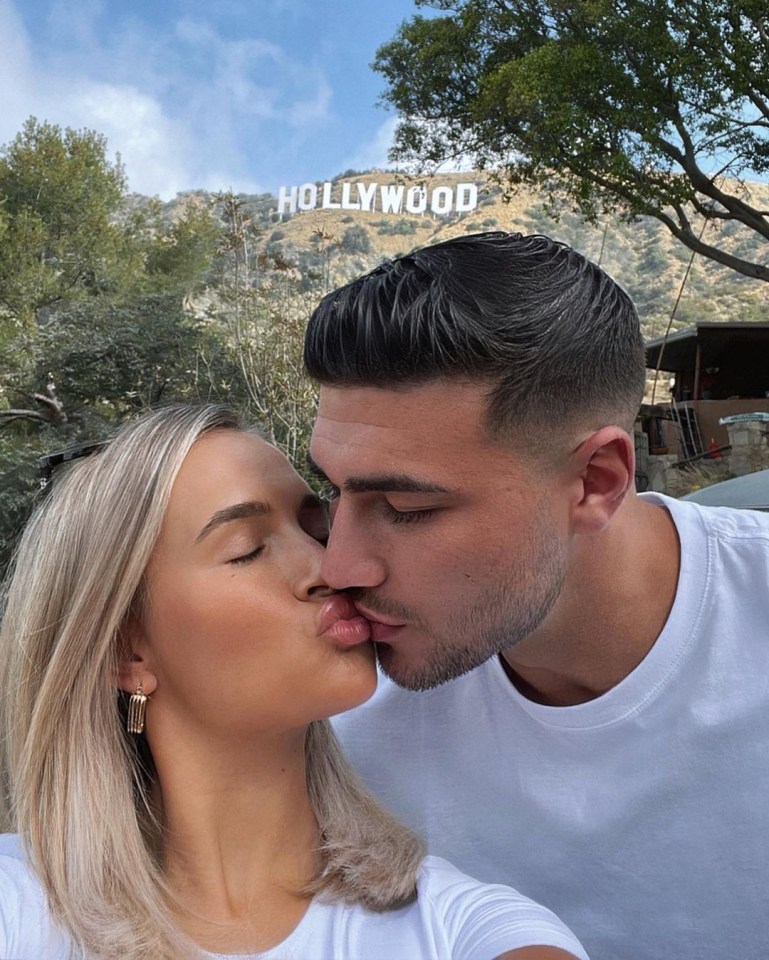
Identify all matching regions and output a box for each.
[642,493,769,577]
[642,491,769,539]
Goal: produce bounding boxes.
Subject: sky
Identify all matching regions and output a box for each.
[0,0,423,199]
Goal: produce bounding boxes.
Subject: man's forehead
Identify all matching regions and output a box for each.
[311,382,527,484]
[315,381,488,431]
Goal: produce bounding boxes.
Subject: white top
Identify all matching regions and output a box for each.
[333,494,769,960]
[0,834,587,960]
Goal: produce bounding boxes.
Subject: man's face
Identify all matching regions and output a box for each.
[310,381,572,691]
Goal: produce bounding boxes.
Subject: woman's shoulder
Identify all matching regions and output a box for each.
[414,856,590,960]
[0,833,71,959]
[416,853,553,909]
[0,832,47,919]
[0,832,23,858]
[0,832,40,904]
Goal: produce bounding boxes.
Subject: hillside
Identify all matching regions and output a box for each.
[156,170,769,340]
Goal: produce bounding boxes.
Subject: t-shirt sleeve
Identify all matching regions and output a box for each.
[0,854,25,957]
[419,856,590,960]
[0,849,70,960]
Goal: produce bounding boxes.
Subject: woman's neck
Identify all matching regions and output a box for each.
[148,722,321,951]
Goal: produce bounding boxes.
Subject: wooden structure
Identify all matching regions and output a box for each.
[645,322,769,451]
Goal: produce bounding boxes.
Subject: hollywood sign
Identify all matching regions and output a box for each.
[277,181,479,216]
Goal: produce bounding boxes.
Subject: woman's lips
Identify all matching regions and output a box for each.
[317,595,372,646]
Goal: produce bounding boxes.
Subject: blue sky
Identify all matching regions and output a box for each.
[0,0,422,199]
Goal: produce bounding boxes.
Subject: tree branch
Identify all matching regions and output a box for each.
[657,208,769,280]
[656,116,769,239]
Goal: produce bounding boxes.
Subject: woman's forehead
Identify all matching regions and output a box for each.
[162,432,307,533]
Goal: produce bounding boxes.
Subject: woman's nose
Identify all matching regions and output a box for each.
[295,535,335,600]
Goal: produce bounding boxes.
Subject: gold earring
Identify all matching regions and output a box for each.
[127,682,149,734]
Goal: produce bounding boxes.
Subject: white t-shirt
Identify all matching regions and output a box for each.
[0,834,587,960]
[333,494,769,960]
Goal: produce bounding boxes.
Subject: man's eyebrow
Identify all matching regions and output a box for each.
[195,500,271,542]
[344,474,450,495]
[306,455,450,496]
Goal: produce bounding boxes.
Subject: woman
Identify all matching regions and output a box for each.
[0,404,588,959]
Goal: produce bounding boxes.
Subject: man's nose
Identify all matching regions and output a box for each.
[320,501,386,590]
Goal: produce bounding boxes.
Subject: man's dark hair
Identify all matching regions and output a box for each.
[304,232,646,442]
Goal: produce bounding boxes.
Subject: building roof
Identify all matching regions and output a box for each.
[646,322,769,372]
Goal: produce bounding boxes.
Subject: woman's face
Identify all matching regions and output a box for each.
[129,429,376,739]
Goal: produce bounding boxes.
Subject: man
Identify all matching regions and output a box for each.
[304,232,769,960]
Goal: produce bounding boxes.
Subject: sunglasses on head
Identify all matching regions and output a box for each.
[38,441,107,491]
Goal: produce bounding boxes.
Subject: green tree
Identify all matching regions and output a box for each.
[211,193,321,468]
[139,198,221,296]
[375,0,769,280]
[0,117,130,324]
[1,294,238,428]
[0,294,241,577]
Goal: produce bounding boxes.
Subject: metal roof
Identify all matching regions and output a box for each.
[646,322,769,372]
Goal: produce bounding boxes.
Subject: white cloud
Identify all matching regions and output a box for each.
[289,76,333,125]
[0,1,342,198]
[0,3,199,197]
[0,2,38,140]
[340,115,399,173]
[66,82,197,197]
[197,170,263,196]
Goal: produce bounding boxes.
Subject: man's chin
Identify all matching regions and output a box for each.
[375,642,432,691]
[375,641,484,692]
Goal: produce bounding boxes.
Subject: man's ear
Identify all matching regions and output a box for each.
[116,618,158,696]
[568,425,635,536]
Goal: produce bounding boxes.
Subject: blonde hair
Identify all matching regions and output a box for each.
[0,404,424,960]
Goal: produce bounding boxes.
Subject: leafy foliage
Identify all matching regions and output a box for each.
[341,225,373,254]
[0,118,129,323]
[210,193,321,469]
[29,296,236,414]
[375,0,769,279]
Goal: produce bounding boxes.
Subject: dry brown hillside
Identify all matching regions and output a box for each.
[167,170,769,340]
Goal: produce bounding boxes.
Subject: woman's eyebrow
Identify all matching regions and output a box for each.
[195,500,271,543]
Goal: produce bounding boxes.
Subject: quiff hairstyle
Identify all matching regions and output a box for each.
[304,232,646,447]
[0,404,423,960]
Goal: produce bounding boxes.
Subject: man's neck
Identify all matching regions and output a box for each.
[501,496,681,707]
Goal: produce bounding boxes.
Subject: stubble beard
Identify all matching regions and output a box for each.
[366,533,567,692]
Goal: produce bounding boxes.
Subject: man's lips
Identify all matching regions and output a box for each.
[351,604,407,643]
[317,595,372,646]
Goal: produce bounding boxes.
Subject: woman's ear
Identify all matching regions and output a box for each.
[116,619,158,696]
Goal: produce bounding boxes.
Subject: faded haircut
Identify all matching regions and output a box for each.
[304,232,646,447]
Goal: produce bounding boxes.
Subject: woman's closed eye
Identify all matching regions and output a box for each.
[228,544,265,565]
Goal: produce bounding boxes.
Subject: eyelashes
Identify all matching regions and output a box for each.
[228,545,266,565]
[382,505,436,524]
[320,487,437,525]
